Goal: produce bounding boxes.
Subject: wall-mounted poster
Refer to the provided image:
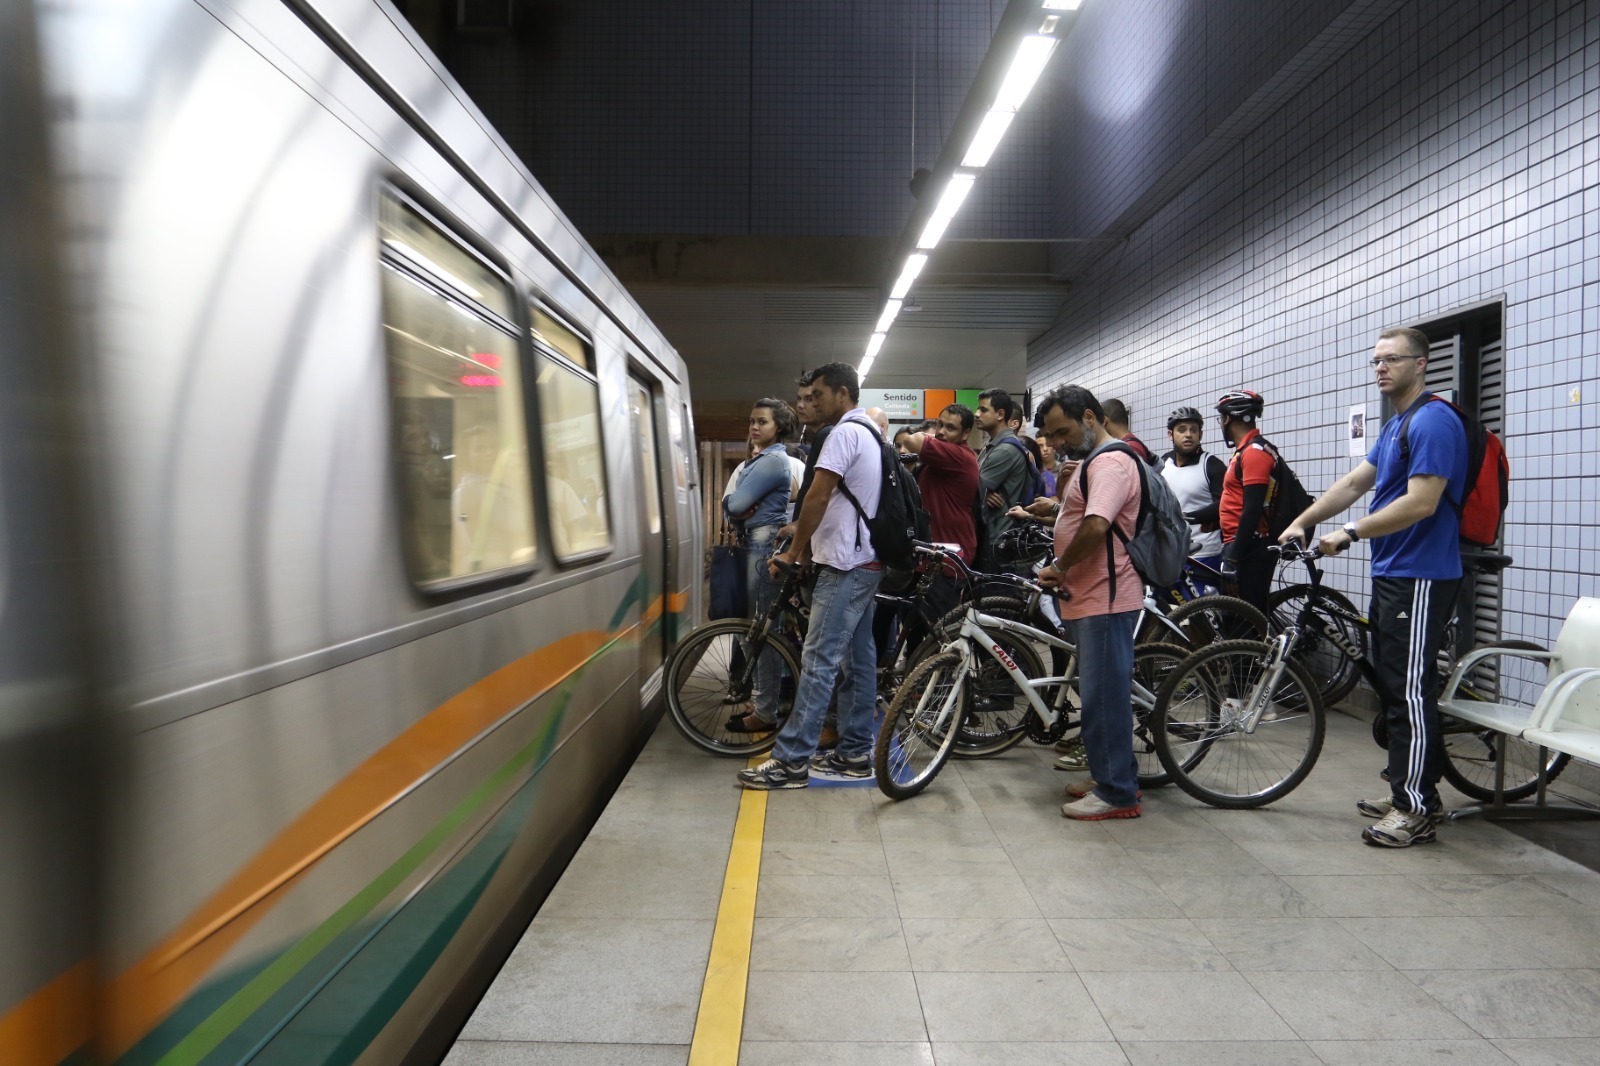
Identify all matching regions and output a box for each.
[1349,405,1367,457]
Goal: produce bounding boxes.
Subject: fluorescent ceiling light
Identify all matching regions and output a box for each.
[859,355,875,380]
[889,254,929,300]
[993,34,1057,113]
[915,173,977,250]
[962,108,1017,167]
[1041,1,1081,10]
[875,299,903,334]
[865,332,886,360]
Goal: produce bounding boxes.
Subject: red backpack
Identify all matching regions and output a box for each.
[1397,394,1509,547]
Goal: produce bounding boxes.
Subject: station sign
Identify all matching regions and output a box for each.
[859,389,924,420]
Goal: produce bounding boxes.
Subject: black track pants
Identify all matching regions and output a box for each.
[1370,575,1460,815]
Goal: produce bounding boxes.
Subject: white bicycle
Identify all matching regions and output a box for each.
[873,545,1195,800]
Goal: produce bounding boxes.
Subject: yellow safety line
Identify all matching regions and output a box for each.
[687,759,769,1065]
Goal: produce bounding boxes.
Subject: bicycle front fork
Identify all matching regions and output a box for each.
[1233,630,1297,733]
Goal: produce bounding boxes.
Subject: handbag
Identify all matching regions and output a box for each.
[708,536,750,619]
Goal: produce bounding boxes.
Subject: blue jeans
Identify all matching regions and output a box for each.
[745,526,785,720]
[1069,610,1140,807]
[772,564,883,763]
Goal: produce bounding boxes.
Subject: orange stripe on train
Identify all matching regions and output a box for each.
[0,961,93,1066]
[101,628,614,1059]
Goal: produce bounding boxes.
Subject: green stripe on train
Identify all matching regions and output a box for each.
[124,595,649,1064]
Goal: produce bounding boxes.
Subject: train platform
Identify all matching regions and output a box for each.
[447,708,1600,1066]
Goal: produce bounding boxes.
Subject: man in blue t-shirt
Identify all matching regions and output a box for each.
[1279,326,1469,849]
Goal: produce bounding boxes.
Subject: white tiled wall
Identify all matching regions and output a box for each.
[1029,0,1596,649]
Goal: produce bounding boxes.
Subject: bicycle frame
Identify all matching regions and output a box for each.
[936,607,1161,730]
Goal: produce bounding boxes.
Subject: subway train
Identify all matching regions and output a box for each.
[0,1,701,1063]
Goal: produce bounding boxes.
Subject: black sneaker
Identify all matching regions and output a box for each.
[812,749,872,778]
[737,758,810,790]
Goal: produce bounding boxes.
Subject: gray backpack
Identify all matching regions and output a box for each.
[1077,441,1190,596]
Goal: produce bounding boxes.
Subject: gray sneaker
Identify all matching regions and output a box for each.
[1362,807,1437,848]
[1357,796,1444,823]
[812,749,872,778]
[737,758,810,790]
[1356,795,1393,819]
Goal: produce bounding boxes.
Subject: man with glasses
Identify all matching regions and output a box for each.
[1279,327,1468,848]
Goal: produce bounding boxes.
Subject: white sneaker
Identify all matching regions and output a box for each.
[1061,792,1140,820]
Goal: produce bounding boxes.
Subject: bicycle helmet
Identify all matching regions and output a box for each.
[1215,389,1264,422]
[1166,405,1205,429]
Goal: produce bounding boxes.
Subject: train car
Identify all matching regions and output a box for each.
[0,0,702,1063]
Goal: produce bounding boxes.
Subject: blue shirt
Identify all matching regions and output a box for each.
[724,443,792,532]
[1365,395,1469,579]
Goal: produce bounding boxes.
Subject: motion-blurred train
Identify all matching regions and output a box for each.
[1,1,700,1062]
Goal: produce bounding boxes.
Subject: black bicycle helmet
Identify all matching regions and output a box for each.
[1215,389,1264,421]
[1166,405,1204,429]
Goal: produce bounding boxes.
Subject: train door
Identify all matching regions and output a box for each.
[629,375,668,677]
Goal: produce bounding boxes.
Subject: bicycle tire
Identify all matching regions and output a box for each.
[914,597,1052,758]
[1435,639,1572,801]
[874,650,967,800]
[1268,584,1365,707]
[663,619,800,757]
[1163,594,1270,648]
[1132,642,1195,788]
[1152,639,1326,808]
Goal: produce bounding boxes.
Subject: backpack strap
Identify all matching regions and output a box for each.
[1395,392,1466,516]
[997,436,1041,494]
[831,417,884,552]
[1075,441,1149,602]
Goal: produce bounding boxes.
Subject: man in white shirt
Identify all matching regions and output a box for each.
[738,363,885,789]
[1158,406,1227,578]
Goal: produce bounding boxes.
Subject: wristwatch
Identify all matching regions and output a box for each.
[1342,521,1360,543]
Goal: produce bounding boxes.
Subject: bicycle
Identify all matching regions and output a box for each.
[665,538,1052,757]
[1255,544,1566,803]
[873,545,1197,799]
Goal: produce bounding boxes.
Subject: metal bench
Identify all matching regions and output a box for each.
[1440,597,1600,820]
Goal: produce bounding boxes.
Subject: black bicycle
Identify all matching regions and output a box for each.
[1268,544,1568,802]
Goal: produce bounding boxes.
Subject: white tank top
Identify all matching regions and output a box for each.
[1161,454,1223,556]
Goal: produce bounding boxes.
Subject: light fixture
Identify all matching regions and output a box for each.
[1041,1,1081,10]
[875,299,904,333]
[889,253,929,300]
[962,109,1017,167]
[993,34,1057,113]
[915,173,977,250]
[864,332,886,361]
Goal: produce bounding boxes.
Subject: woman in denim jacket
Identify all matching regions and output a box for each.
[724,397,797,732]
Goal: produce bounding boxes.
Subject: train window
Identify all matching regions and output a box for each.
[531,309,593,373]
[531,307,611,559]
[379,195,537,588]
[379,195,515,321]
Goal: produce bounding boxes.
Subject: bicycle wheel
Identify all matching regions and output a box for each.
[1163,594,1270,648]
[1131,642,1193,788]
[875,650,967,800]
[1268,584,1365,707]
[664,619,800,757]
[914,597,1047,758]
[1152,639,1325,808]
[1437,640,1572,801]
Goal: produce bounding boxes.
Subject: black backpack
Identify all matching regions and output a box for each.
[1231,435,1313,540]
[834,419,932,574]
